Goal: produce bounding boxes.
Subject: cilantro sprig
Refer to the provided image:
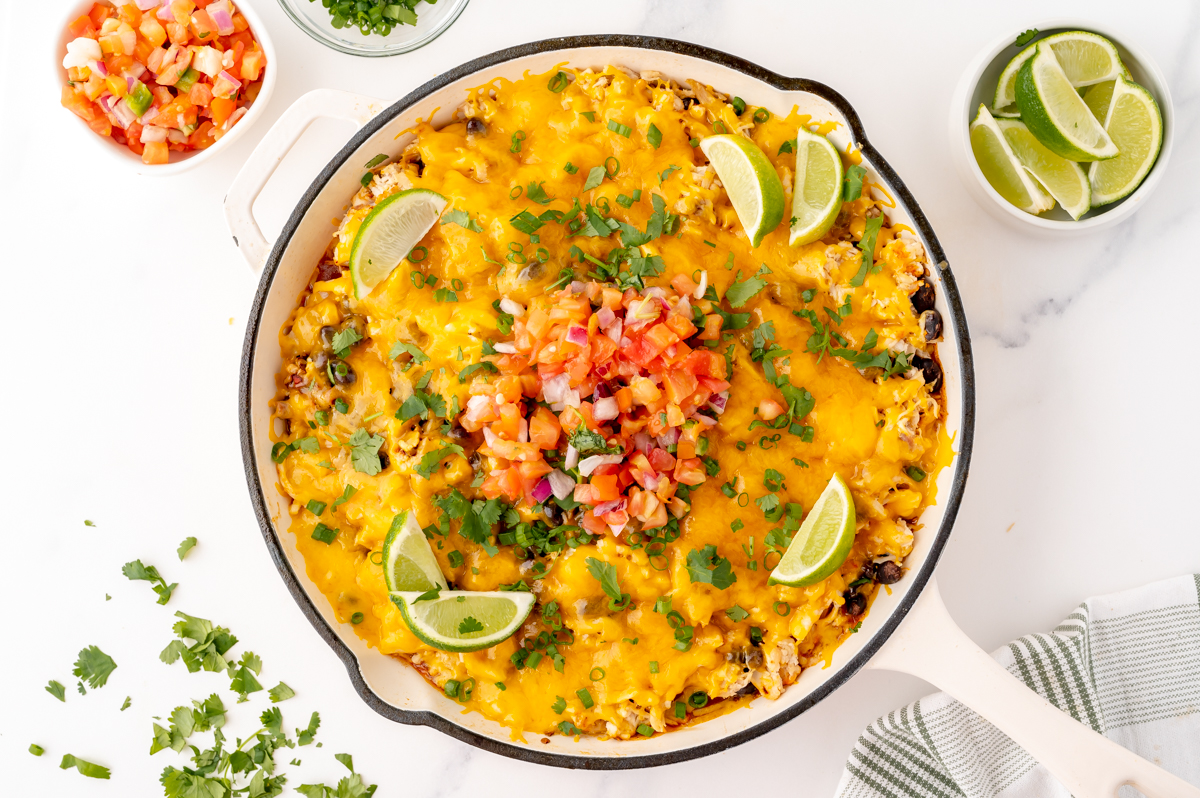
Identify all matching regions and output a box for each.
[686,546,737,589]
[123,559,177,605]
[586,557,631,610]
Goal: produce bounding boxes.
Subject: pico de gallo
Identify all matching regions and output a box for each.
[464,275,729,538]
[60,0,267,165]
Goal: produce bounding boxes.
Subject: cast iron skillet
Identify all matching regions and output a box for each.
[231,34,975,770]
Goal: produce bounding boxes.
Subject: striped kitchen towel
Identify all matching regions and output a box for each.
[836,574,1200,798]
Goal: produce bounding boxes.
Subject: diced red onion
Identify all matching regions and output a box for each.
[499,297,525,317]
[594,498,627,516]
[633,432,652,455]
[604,319,623,344]
[90,60,108,78]
[96,93,115,113]
[216,70,243,92]
[596,307,616,328]
[157,1,175,22]
[222,107,247,130]
[569,281,586,294]
[541,373,570,404]
[492,342,517,354]
[707,391,730,413]
[112,98,136,129]
[593,381,611,399]
[674,295,691,320]
[208,0,236,35]
[593,397,619,421]
[694,271,708,299]
[193,46,224,78]
[656,428,678,447]
[644,472,660,491]
[643,286,667,299]
[608,522,627,537]
[565,445,579,470]
[562,389,580,409]
[140,125,168,143]
[698,414,718,427]
[619,336,631,348]
[482,426,498,448]
[547,469,575,500]
[532,478,553,503]
[566,326,588,346]
[136,0,159,10]
[141,106,160,125]
[580,454,624,477]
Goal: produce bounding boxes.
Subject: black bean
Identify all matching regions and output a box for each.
[541,502,563,526]
[328,360,356,386]
[875,561,903,585]
[446,423,469,441]
[312,351,330,371]
[681,96,697,109]
[377,451,389,471]
[910,355,943,393]
[412,156,425,177]
[910,280,936,313]
[842,591,867,617]
[466,118,487,136]
[736,683,758,697]
[920,309,943,342]
[517,261,544,282]
[342,314,366,337]
[468,451,481,470]
[318,325,338,351]
[316,261,342,282]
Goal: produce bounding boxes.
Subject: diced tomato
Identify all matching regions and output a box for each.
[189,82,213,107]
[518,460,552,481]
[68,14,97,38]
[643,323,680,352]
[671,273,697,296]
[676,438,696,459]
[117,3,142,25]
[573,483,601,505]
[125,122,144,155]
[209,96,235,126]
[580,510,608,534]
[188,120,216,149]
[648,448,676,473]
[590,335,618,364]
[529,406,560,449]
[758,399,785,421]
[665,313,697,340]
[663,369,699,404]
[88,3,110,28]
[699,376,731,393]
[683,349,726,378]
[142,140,169,165]
[699,314,723,341]
[615,386,632,413]
[629,377,662,406]
[601,287,623,310]
[494,403,521,440]
[591,474,620,502]
[642,502,669,529]
[674,458,707,486]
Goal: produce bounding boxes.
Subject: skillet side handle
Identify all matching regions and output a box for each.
[868,577,1200,798]
[223,89,384,272]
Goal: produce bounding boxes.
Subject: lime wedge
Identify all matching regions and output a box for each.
[1015,45,1119,161]
[994,31,1124,111]
[768,474,856,587]
[390,590,535,652]
[1082,80,1116,125]
[699,134,785,247]
[1088,76,1163,207]
[349,188,447,298]
[998,119,1091,220]
[788,129,844,246]
[382,510,448,593]
[970,104,1055,214]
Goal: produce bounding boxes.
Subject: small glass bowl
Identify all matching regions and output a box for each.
[277,0,469,57]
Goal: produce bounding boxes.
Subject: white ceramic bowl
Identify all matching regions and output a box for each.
[54,0,277,177]
[949,19,1174,235]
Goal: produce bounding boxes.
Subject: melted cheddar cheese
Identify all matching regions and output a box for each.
[270,66,952,741]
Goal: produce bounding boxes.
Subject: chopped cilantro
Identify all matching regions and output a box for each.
[686,545,737,589]
[72,645,117,689]
[416,444,465,479]
[582,165,605,191]
[122,559,177,605]
[177,536,198,560]
[59,754,110,780]
[441,208,484,232]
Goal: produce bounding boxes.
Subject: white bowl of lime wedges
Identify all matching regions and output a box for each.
[950,20,1174,234]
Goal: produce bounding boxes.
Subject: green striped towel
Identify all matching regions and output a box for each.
[836,574,1200,798]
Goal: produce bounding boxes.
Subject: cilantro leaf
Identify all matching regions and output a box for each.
[510,209,545,235]
[568,428,619,455]
[1014,28,1039,47]
[843,164,866,202]
[46,680,66,702]
[458,616,484,634]
[59,754,110,780]
[330,328,362,359]
[686,545,737,589]
[441,208,484,233]
[725,605,750,622]
[724,269,768,308]
[160,767,226,797]
[72,645,117,689]
[459,361,498,382]
[415,444,464,479]
[177,537,197,560]
[526,182,553,205]
[122,559,177,605]
[388,341,429,363]
[347,429,385,475]
[298,711,321,746]
[850,214,884,287]
[160,611,238,674]
[582,166,605,191]
[585,557,630,609]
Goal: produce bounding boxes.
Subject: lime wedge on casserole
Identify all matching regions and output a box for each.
[390,590,535,652]
[382,510,448,593]
[970,105,1055,214]
[349,188,447,298]
[768,474,856,587]
[788,129,844,246]
[699,134,785,247]
[1015,45,1119,161]
[993,30,1124,114]
[998,118,1091,220]
[1088,76,1163,207]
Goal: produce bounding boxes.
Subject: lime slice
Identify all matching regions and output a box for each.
[970,104,1055,214]
[382,510,448,593]
[699,134,786,247]
[1015,45,1119,161]
[390,590,535,652]
[1088,76,1163,207]
[349,188,447,298]
[1082,80,1116,125]
[991,106,1022,119]
[998,119,1091,220]
[993,31,1124,111]
[768,474,856,587]
[788,129,844,246]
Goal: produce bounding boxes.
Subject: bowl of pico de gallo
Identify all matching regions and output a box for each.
[56,0,276,175]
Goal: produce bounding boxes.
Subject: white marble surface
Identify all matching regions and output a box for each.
[3,1,1199,795]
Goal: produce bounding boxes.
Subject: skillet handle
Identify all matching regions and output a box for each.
[867,577,1200,798]
[223,88,384,271]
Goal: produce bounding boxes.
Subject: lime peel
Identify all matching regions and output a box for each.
[1015,45,1119,162]
[391,590,535,653]
[382,510,448,593]
[768,473,856,588]
[789,129,844,246]
[699,134,785,247]
[349,188,447,298]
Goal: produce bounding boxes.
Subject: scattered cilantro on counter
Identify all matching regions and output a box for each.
[122,560,177,605]
[176,537,197,560]
[72,645,117,690]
